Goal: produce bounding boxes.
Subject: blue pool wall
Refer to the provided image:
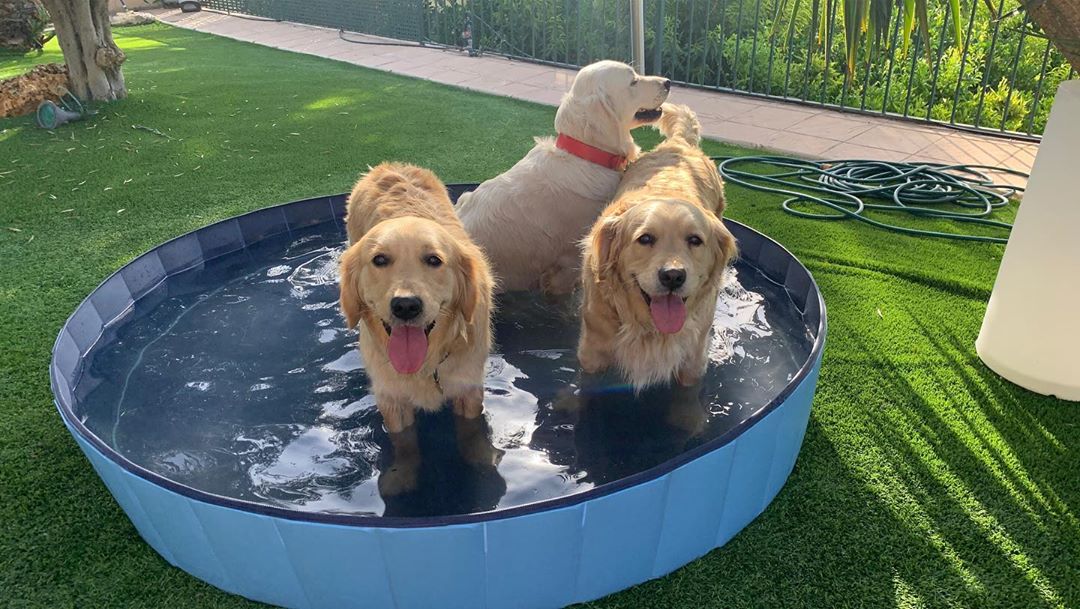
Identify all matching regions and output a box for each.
[51,191,827,609]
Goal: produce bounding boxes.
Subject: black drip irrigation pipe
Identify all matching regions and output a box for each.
[713,156,1028,244]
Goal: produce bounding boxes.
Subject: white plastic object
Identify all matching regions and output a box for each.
[976,80,1080,401]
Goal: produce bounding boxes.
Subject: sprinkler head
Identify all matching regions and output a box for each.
[35,100,83,130]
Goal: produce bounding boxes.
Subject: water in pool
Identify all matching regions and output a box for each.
[74,222,814,518]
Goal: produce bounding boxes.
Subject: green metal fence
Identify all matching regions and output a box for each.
[201,0,1073,138]
[201,0,425,43]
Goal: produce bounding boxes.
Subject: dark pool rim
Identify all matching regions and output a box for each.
[50,188,827,529]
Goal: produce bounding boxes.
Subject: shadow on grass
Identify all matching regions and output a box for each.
[838,316,1076,608]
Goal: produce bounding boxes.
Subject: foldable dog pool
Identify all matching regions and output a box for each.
[51,186,825,609]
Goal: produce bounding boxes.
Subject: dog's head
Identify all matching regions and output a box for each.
[589,199,736,334]
[339,217,486,374]
[555,60,671,152]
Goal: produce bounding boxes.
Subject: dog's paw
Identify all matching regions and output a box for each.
[674,366,704,388]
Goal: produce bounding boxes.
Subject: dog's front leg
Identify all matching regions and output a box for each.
[377,394,416,434]
[454,412,504,468]
[450,386,485,419]
[674,328,711,387]
[540,253,583,295]
[665,382,708,437]
[577,296,617,374]
[674,362,707,387]
[442,355,487,420]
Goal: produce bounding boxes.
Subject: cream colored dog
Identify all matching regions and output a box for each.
[339,163,495,435]
[578,105,737,389]
[457,60,671,294]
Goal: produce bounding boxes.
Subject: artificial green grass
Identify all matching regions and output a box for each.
[1,23,1076,609]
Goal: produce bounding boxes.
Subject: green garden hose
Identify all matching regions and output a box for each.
[713,155,1029,244]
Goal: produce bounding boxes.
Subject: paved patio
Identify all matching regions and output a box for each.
[154,8,1036,185]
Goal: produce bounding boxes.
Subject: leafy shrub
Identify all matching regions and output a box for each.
[424,0,1072,134]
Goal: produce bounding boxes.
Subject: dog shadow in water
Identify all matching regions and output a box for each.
[531,377,710,487]
[488,290,711,488]
[376,408,506,518]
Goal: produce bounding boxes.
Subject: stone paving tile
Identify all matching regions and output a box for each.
[730,104,818,130]
[156,8,1036,182]
[820,141,911,162]
[847,124,943,156]
[787,113,877,141]
[521,68,576,91]
[760,130,842,158]
[705,121,781,150]
[680,90,761,121]
[916,135,1015,166]
[1010,144,1038,168]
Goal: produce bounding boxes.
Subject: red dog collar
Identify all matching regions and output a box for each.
[555,133,628,171]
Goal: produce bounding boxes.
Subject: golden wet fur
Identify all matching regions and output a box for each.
[339,163,495,435]
[578,104,738,389]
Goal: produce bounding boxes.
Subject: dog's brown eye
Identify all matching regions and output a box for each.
[637,233,655,246]
[425,255,443,267]
[372,254,389,267]
[688,235,703,247]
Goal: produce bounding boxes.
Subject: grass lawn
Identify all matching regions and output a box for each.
[1,23,1076,609]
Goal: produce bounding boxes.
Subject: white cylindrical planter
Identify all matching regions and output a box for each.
[976,80,1080,401]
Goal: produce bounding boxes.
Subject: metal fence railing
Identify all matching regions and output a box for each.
[202,0,1075,138]
[201,0,425,43]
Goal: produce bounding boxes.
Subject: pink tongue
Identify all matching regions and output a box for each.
[650,294,687,334]
[387,325,428,374]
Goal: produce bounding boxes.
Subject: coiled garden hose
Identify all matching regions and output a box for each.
[712,155,1029,244]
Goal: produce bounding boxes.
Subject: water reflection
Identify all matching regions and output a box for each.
[377,411,507,517]
[530,378,709,487]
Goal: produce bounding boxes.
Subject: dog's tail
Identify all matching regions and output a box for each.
[655,103,701,147]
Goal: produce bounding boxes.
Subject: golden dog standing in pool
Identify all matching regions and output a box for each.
[339,163,495,434]
[578,104,737,389]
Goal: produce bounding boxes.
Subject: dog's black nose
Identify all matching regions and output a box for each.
[390,296,423,321]
[658,267,686,290]
[662,79,671,90]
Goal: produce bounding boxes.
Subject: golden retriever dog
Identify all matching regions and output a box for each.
[457,60,671,294]
[578,104,737,389]
[339,163,495,438]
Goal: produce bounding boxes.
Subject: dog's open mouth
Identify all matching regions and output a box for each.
[634,107,663,122]
[640,289,688,334]
[383,320,436,375]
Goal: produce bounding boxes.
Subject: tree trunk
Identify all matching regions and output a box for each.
[39,0,126,101]
[1024,0,1080,73]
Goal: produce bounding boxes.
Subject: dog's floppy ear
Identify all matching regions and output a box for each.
[454,245,485,324]
[588,214,624,282]
[338,244,368,329]
[556,89,620,142]
[706,213,738,286]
